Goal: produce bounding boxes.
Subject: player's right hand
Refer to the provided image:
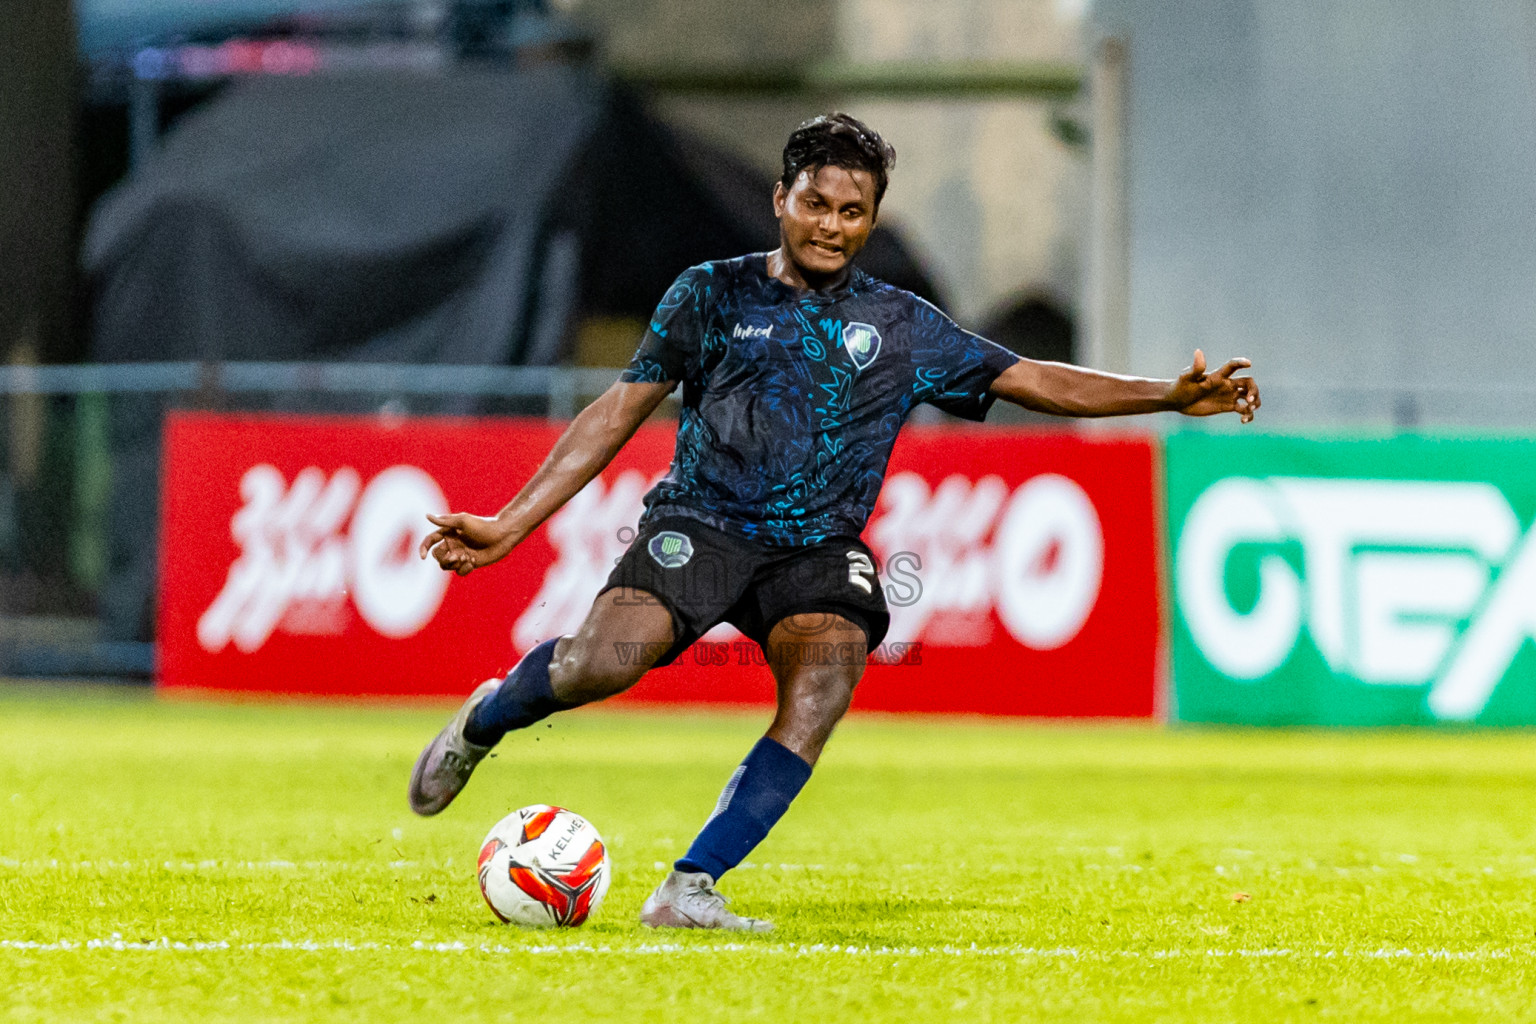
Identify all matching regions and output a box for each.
[419,513,514,576]
[1170,349,1260,423]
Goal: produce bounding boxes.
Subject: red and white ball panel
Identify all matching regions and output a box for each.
[477,805,611,928]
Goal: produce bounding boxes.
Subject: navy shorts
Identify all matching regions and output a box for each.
[600,515,890,668]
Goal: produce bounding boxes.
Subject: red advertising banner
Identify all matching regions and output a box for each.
[158,412,1159,717]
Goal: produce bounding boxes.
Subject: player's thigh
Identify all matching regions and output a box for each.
[550,587,675,702]
[763,612,868,765]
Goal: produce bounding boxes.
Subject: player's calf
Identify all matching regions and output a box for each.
[669,736,813,883]
[462,637,570,746]
[546,587,675,704]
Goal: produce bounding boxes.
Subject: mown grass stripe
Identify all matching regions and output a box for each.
[4,938,1533,960]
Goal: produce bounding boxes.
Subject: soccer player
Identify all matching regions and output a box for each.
[410,113,1259,931]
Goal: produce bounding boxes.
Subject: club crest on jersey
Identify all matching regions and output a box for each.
[648,531,694,568]
[842,321,882,370]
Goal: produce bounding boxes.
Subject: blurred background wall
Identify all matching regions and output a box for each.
[832,0,1086,326]
[1094,0,1536,427]
[592,0,1089,327]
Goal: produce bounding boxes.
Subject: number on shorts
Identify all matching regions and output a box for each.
[846,551,876,595]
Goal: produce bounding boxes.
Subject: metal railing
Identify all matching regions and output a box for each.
[0,362,632,416]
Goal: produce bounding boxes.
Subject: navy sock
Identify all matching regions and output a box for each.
[463,638,567,747]
[675,737,813,881]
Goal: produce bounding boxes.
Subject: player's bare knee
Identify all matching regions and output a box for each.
[799,669,856,719]
[547,588,674,703]
[549,635,644,703]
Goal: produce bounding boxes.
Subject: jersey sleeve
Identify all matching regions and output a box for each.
[620,265,712,385]
[908,299,1022,421]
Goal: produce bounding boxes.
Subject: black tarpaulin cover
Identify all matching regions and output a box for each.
[85,64,940,365]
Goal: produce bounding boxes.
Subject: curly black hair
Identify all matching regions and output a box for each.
[780,113,897,207]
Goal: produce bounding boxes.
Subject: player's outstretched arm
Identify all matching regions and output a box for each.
[987,349,1259,422]
[418,378,676,575]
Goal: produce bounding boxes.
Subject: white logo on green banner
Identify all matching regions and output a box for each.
[1179,478,1536,719]
[1167,436,1536,725]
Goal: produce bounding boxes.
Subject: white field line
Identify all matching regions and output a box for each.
[14,859,1523,876]
[2,936,1533,961]
[0,859,833,872]
[0,859,423,870]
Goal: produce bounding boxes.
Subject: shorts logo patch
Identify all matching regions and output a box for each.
[648,531,694,568]
[842,322,882,370]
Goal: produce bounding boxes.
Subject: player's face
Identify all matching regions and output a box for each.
[773,165,879,281]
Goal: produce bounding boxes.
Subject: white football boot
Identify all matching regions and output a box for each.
[407,678,499,816]
[639,870,773,932]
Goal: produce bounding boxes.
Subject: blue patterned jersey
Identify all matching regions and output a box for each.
[620,253,1021,545]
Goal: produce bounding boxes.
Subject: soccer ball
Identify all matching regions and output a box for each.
[476,805,611,927]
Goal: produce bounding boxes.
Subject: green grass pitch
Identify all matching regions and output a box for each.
[4,683,1536,1022]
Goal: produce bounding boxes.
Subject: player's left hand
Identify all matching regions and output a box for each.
[1169,349,1260,423]
[418,512,515,576]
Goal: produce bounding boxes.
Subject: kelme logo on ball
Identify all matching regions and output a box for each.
[842,321,881,370]
[648,531,694,568]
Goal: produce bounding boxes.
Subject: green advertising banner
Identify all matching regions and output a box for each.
[1166,433,1536,725]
